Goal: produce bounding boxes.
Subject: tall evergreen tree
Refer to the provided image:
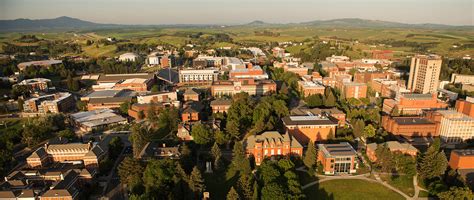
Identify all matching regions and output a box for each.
[211,142,222,170]
[227,186,240,200]
[303,141,317,170]
[189,166,205,197]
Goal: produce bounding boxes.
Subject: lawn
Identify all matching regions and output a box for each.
[203,170,238,200]
[304,179,405,200]
[380,174,415,197]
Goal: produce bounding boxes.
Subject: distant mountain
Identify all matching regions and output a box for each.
[295,18,468,29]
[0,16,471,32]
[245,20,272,26]
[0,16,119,32]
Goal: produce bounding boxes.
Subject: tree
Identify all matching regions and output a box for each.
[142,159,176,197]
[352,119,365,138]
[391,106,400,116]
[237,173,254,200]
[305,94,323,108]
[324,87,336,107]
[227,142,251,179]
[118,157,144,194]
[303,141,317,170]
[375,144,393,172]
[119,102,130,115]
[284,171,305,199]
[76,100,86,111]
[261,182,286,200]
[191,123,213,145]
[151,85,159,92]
[130,125,150,158]
[57,129,76,141]
[211,142,222,170]
[108,136,124,159]
[327,129,335,140]
[437,186,473,200]
[363,124,376,138]
[188,166,205,197]
[17,98,24,111]
[418,139,448,179]
[227,186,240,200]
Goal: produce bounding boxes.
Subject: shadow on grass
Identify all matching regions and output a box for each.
[203,169,239,200]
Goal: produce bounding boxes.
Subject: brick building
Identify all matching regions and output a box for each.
[297,79,325,97]
[291,107,346,127]
[27,142,106,169]
[353,71,389,83]
[366,141,417,162]
[181,101,204,122]
[456,97,474,118]
[382,93,448,115]
[211,79,276,97]
[317,143,357,175]
[244,131,303,165]
[23,92,75,114]
[372,50,393,60]
[16,78,51,92]
[449,149,474,170]
[210,99,232,113]
[342,82,367,99]
[282,115,338,145]
[183,88,200,102]
[229,63,269,80]
[381,115,438,137]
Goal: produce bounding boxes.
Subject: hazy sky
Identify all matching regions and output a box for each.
[1,0,473,25]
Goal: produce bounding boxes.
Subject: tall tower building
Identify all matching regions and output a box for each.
[407,55,442,94]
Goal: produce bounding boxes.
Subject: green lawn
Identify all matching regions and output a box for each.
[304,179,405,200]
[203,170,238,200]
[418,190,429,198]
[380,174,415,197]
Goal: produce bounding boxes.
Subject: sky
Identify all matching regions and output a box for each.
[0,0,473,25]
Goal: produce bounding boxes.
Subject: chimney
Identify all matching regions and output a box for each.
[44,142,49,149]
[162,143,166,148]
[60,173,64,180]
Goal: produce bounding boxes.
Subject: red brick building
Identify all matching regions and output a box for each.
[244,131,303,165]
[372,50,393,60]
[456,98,474,118]
[282,115,338,145]
[318,143,357,175]
[382,93,448,115]
[342,82,367,99]
[449,149,474,170]
[211,79,276,97]
[354,71,389,83]
[366,141,417,162]
[210,99,232,113]
[381,115,438,137]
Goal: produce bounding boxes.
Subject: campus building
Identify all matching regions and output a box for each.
[27,142,107,169]
[341,82,367,99]
[244,131,303,165]
[366,141,417,162]
[449,149,474,170]
[436,110,474,144]
[210,99,232,113]
[382,93,448,115]
[282,115,338,145]
[317,142,357,175]
[178,68,219,85]
[455,97,474,118]
[297,79,325,97]
[93,73,155,92]
[23,92,75,115]
[229,63,269,80]
[381,115,438,137]
[71,109,127,132]
[291,107,346,127]
[15,78,51,92]
[211,79,276,97]
[407,55,442,94]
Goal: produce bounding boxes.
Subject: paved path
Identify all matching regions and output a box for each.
[413,175,429,200]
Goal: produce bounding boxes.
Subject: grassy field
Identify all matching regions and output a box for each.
[304,179,405,200]
[380,174,415,197]
[1,26,472,58]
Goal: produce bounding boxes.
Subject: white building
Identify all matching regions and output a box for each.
[179,68,219,85]
[326,55,350,63]
[119,53,139,62]
[437,110,474,144]
[148,55,160,66]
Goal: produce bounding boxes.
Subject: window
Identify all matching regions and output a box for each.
[271,149,274,155]
[277,149,281,155]
[264,150,268,155]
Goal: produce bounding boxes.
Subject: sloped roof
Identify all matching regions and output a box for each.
[210,99,232,106]
[29,147,48,159]
[245,131,302,149]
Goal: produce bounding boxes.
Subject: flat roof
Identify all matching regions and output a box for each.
[282,115,338,126]
[318,142,356,157]
[393,117,435,125]
[452,149,474,156]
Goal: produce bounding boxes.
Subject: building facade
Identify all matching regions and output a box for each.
[381,115,438,137]
[366,141,417,162]
[407,55,442,94]
[449,150,474,170]
[282,115,338,145]
[211,79,276,97]
[382,93,448,115]
[342,82,367,99]
[436,110,474,144]
[23,92,75,114]
[244,131,303,165]
[455,97,474,118]
[317,143,357,175]
[178,69,219,85]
